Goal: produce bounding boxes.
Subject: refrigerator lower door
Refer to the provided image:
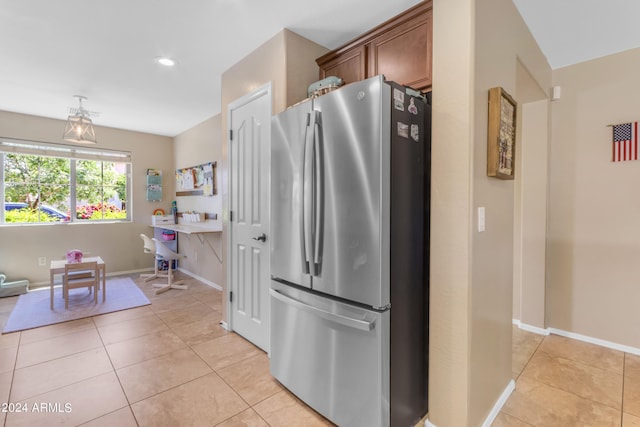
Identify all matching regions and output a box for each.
[270,281,390,427]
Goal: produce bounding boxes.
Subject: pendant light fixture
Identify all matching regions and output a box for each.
[63,95,97,144]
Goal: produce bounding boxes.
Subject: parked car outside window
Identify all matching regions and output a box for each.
[4,202,70,222]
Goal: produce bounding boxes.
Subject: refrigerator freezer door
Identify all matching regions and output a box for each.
[310,75,391,308]
[271,100,313,288]
[270,281,390,427]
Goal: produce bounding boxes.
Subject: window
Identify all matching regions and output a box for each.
[0,138,131,224]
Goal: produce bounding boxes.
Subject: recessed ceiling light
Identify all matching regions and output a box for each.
[155,57,176,67]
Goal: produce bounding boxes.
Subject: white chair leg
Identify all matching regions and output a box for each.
[154,285,171,295]
[152,267,188,295]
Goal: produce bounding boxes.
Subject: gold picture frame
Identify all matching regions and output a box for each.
[487,87,517,179]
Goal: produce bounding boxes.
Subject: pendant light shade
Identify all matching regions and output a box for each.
[63,95,97,144]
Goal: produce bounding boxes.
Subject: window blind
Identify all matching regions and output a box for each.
[0,138,131,163]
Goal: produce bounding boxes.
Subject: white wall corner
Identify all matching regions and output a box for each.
[481,379,516,427]
[177,268,222,290]
[515,320,550,336]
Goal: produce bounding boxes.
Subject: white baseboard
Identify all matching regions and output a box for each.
[427,320,640,427]
[548,327,640,356]
[177,268,222,291]
[425,380,515,427]
[482,379,515,427]
[513,319,640,356]
[219,320,229,331]
[29,267,154,288]
[109,268,153,277]
[34,266,223,293]
[512,319,550,336]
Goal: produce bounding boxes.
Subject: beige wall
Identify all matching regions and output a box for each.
[0,110,174,284]
[471,0,550,424]
[219,29,327,322]
[548,47,640,348]
[513,60,549,327]
[513,99,549,328]
[429,0,474,423]
[173,115,223,287]
[430,0,551,425]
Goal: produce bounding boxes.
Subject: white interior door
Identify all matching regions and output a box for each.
[228,83,271,352]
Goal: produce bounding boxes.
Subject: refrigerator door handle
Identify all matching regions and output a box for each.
[270,288,376,332]
[302,113,315,274]
[312,111,324,274]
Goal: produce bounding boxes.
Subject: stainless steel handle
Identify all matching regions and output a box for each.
[270,288,375,331]
[303,113,316,276]
[300,115,312,274]
[312,112,324,272]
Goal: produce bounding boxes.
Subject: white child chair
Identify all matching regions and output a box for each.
[139,234,168,282]
[151,237,188,295]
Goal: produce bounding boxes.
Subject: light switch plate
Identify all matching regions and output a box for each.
[478,207,485,232]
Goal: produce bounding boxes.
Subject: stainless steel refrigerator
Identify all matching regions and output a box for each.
[270,75,429,427]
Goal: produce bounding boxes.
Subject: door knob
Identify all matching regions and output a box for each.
[253,233,267,242]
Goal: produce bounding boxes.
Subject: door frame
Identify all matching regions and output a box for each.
[226,81,272,335]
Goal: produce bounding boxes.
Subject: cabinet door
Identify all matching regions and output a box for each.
[318,45,367,85]
[368,10,432,90]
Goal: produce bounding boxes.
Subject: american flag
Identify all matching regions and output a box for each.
[612,122,638,162]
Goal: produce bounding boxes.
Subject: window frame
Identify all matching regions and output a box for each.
[0,138,132,225]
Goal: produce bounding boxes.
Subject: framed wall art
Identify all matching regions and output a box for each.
[487,87,517,179]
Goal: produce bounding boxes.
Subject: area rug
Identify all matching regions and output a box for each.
[3,277,151,333]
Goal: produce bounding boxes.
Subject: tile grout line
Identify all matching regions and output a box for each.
[506,331,625,425]
[106,279,232,414]
[3,273,288,426]
[93,315,141,427]
[621,353,626,426]
[4,331,23,427]
[521,349,625,414]
[150,278,275,426]
[211,351,277,425]
[12,323,104,371]
[515,332,546,380]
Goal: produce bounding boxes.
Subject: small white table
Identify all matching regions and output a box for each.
[50,256,106,309]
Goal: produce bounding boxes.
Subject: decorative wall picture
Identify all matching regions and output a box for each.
[175,162,217,196]
[487,87,517,179]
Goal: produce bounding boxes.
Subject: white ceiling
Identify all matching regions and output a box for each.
[512,0,640,69]
[1,0,638,137]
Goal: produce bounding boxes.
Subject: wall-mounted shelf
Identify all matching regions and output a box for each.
[146,169,162,201]
[176,212,218,220]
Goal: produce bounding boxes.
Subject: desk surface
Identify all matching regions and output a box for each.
[50,256,105,270]
[151,222,222,234]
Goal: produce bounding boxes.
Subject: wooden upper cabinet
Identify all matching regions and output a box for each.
[316,1,432,92]
[318,45,367,85]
